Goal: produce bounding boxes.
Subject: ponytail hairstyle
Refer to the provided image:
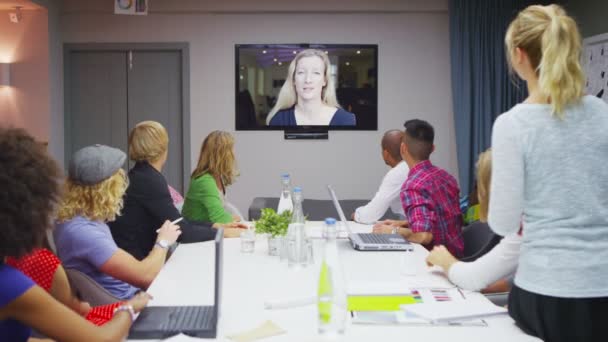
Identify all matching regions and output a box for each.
[505,4,585,117]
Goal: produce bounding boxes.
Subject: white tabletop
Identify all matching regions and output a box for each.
[134,222,540,342]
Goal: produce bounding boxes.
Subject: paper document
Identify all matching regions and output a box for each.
[351,311,487,327]
[227,320,286,342]
[402,300,507,323]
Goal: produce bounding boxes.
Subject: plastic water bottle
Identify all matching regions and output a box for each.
[277,173,293,215]
[287,187,307,268]
[317,218,347,336]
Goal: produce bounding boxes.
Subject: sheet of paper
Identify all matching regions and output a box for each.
[227,320,286,342]
[402,299,507,323]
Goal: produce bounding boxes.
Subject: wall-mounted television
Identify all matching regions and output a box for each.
[235,44,378,133]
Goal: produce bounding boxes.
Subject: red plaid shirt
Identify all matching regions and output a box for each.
[400,160,464,257]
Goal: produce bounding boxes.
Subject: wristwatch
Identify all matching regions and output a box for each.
[391,227,399,235]
[113,304,136,322]
[155,239,171,250]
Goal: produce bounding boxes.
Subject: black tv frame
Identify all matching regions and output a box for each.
[234,43,379,134]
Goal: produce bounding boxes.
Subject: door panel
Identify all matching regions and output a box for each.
[68,52,128,164]
[127,51,183,192]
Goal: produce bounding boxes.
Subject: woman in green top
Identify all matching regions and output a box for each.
[183,131,241,223]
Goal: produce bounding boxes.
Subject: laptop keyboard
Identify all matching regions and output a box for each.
[359,233,398,244]
[168,306,214,330]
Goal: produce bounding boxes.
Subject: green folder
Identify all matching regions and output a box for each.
[347,294,422,311]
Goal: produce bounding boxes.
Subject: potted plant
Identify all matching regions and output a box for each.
[254,208,291,256]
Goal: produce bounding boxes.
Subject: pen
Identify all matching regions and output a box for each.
[457,288,466,299]
[156,217,183,233]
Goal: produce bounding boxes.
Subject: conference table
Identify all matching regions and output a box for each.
[133,222,540,342]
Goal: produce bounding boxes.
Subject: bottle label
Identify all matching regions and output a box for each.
[318,261,333,324]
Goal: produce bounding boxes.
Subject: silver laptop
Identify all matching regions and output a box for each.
[327,185,413,251]
[128,228,223,339]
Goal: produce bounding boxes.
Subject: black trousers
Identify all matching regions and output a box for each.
[509,284,608,342]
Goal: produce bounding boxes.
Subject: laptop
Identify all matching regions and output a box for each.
[327,185,413,251]
[129,228,223,339]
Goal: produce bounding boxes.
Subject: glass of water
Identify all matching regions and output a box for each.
[240,230,256,253]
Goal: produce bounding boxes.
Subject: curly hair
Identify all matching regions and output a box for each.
[0,127,62,259]
[191,131,239,186]
[56,169,128,223]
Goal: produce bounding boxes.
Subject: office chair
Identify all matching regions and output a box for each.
[461,221,501,262]
[65,268,122,306]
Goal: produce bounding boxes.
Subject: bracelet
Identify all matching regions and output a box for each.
[113,304,136,322]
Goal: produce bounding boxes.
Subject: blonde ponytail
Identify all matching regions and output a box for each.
[506,4,585,118]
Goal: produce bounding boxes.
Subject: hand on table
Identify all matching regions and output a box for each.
[426,245,458,272]
[375,219,409,228]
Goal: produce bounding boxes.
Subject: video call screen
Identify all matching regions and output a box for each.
[235,44,378,130]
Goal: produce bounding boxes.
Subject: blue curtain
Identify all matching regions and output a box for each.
[449,0,541,194]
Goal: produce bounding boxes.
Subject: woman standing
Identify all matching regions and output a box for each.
[489,5,608,341]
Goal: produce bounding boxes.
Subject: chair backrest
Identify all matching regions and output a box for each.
[248,197,400,221]
[461,221,501,262]
[65,268,122,306]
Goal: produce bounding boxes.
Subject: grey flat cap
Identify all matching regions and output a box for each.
[69,144,126,185]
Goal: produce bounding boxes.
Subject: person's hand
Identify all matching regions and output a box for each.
[156,220,182,244]
[426,245,458,272]
[223,228,246,238]
[127,292,153,313]
[232,214,241,222]
[216,222,249,230]
[372,224,394,234]
[77,301,92,316]
[376,219,409,228]
[350,212,356,220]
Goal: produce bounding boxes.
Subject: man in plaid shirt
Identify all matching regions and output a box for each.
[373,119,463,257]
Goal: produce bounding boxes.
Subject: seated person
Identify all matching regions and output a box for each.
[7,248,143,326]
[108,121,246,260]
[54,144,181,299]
[0,127,150,342]
[351,129,409,223]
[168,184,185,211]
[426,149,522,292]
[182,131,242,224]
[373,119,464,257]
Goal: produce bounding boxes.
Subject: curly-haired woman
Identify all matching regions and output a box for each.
[53,144,181,299]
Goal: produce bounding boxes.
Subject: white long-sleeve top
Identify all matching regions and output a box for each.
[448,234,522,291]
[488,95,608,298]
[354,161,409,224]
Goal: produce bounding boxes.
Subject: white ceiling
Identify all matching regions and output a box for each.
[0,0,43,10]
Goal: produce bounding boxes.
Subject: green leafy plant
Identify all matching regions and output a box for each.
[254,208,292,237]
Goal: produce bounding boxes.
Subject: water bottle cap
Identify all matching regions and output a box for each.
[281,173,290,179]
[325,217,337,225]
[293,186,302,193]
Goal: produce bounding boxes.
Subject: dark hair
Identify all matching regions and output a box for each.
[403,119,434,161]
[0,128,62,259]
[381,129,404,161]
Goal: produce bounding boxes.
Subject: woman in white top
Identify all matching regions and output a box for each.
[426,150,522,292]
[489,5,608,341]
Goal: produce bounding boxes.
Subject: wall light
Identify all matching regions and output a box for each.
[0,63,10,86]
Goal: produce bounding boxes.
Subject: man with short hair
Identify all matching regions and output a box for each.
[351,129,409,224]
[374,119,464,257]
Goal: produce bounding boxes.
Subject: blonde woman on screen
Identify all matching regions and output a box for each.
[489,4,608,341]
[266,49,356,126]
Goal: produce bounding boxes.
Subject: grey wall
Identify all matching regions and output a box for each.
[57,0,457,215]
[562,0,608,38]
